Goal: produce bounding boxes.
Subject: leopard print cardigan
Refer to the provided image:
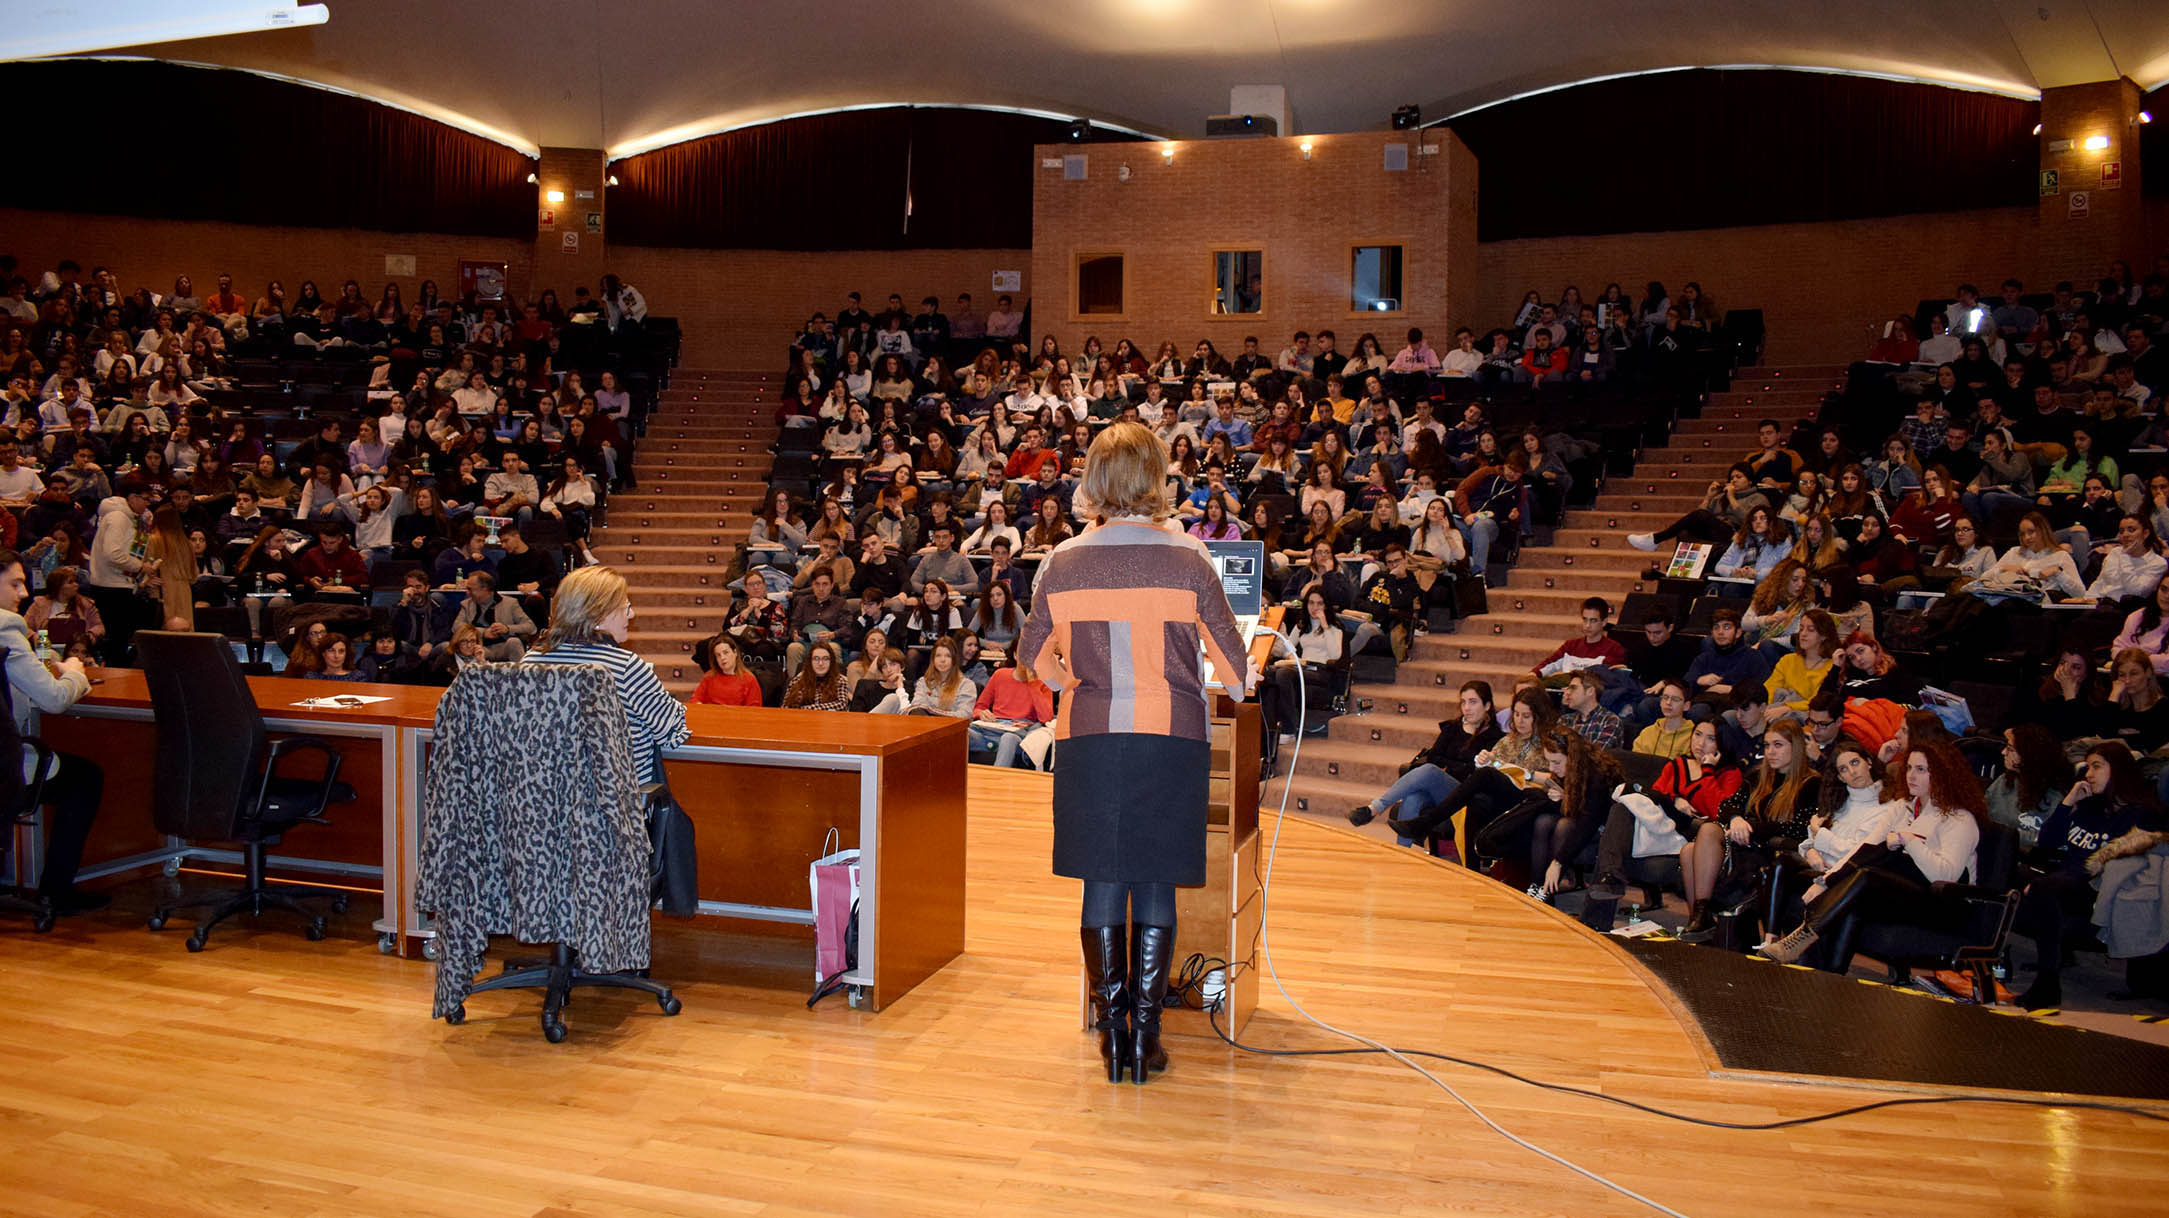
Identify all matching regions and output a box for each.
[416,662,653,1016]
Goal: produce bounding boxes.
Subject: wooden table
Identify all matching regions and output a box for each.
[41,672,968,1010]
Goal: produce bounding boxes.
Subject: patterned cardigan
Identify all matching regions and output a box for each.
[416,663,653,1016]
[1018,519,1250,743]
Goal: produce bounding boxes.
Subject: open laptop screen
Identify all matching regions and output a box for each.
[1203,539,1266,617]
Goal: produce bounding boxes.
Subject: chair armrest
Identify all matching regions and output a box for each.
[255,734,345,821]
[13,734,54,820]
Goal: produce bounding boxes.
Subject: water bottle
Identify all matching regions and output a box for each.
[1621,900,1641,928]
[34,628,55,663]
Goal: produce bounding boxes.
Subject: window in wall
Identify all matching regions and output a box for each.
[1211,249,1264,314]
[1076,253,1125,316]
[1351,245,1404,313]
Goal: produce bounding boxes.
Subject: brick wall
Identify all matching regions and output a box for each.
[1,208,532,315]
[1029,131,1476,363]
[605,247,1030,368]
[1474,207,2045,365]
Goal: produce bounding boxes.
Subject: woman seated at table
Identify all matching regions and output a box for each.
[691,633,764,706]
[521,565,692,784]
[1387,686,1557,859]
[23,565,106,653]
[2011,741,2163,1009]
[1758,741,1984,971]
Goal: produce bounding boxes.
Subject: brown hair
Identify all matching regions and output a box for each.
[1074,420,1171,521]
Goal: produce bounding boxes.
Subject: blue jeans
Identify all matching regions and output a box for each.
[969,721,1028,767]
[1961,488,2031,523]
[1461,515,1499,577]
[1371,765,1458,847]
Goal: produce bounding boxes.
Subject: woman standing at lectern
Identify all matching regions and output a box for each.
[1019,422,1253,1085]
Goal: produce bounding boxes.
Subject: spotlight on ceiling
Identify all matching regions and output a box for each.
[1066,120,1091,142]
[1391,104,1421,130]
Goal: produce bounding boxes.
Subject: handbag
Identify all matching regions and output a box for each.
[643,767,699,916]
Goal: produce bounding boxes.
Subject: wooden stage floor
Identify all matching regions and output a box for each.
[1,767,2162,1218]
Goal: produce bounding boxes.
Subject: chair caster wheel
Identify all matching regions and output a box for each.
[305,920,327,941]
[542,1018,568,1044]
[444,1005,466,1026]
[186,931,208,952]
[331,894,349,915]
[148,913,168,931]
[32,910,55,933]
[657,994,682,1016]
[162,857,182,878]
[378,932,397,955]
[421,938,441,962]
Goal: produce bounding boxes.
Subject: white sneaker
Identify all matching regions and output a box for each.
[1627,533,1658,552]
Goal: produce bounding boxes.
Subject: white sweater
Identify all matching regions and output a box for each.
[1887,799,1981,884]
[1805,788,1903,875]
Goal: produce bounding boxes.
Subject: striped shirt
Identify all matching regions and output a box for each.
[523,640,690,781]
[1018,519,1249,743]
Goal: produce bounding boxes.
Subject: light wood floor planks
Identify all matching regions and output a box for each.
[0,767,2162,1218]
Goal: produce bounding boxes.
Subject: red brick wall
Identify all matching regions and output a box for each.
[1,208,532,314]
[606,247,1030,368]
[1475,207,2044,365]
[1030,131,1477,361]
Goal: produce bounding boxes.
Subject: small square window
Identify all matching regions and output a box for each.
[1212,250,1264,314]
[1077,253,1125,316]
[1352,245,1404,313]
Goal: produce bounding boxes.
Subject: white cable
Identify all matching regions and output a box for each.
[1254,627,1694,1218]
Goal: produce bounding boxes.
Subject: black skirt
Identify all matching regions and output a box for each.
[1052,732,1210,886]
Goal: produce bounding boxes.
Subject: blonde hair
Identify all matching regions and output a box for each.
[1075,420,1171,522]
[534,565,630,652]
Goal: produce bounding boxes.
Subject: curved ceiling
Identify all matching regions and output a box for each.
[42,0,2169,155]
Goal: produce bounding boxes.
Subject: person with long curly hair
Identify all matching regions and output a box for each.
[1759,741,1984,970]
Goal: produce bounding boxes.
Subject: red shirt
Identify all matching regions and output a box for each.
[691,669,763,706]
[1653,757,1743,819]
[1520,346,1567,377]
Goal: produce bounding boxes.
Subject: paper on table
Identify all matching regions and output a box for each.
[292,695,395,709]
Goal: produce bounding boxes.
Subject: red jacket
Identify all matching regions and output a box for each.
[1520,346,1567,378]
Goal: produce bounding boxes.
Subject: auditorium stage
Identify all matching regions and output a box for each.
[1,767,2163,1217]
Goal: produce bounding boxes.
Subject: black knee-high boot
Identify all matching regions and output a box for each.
[1128,923,1175,1084]
[1080,926,1131,1082]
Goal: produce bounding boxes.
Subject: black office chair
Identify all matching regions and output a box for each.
[0,655,58,933]
[135,630,355,951]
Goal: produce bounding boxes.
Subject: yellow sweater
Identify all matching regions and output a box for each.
[1633,718,1695,760]
[1764,652,1833,712]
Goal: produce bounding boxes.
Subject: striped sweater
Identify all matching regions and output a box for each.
[523,640,691,781]
[1018,519,1250,743]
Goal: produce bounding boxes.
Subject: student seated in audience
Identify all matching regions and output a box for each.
[1985,723,2070,851]
[1477,729,1621,903]
[2072,512,2167,605]
[968,658,1054,768]
[2011,742,2164,1009]
[1558,670,1626,750]
[782,639,850,710]
[1348,680,1502,847]
[1763,609,1838,719]
[2099,647,2169,753]
[1586,718,1745,934]
[1626,462,1768,553]
[879,635,975,717]
[1387,686,1558,856]
[1260,587,1343,742]
[451,570,535,661]
[1741,558,1812,649]
[302,632,366,682]
[1633,679,1695,759]
[1759,741,1984,971]
[1984,510,2084,600]
[1763,738,1904,943]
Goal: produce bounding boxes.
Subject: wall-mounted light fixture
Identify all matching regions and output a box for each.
[607,174,620,186]
[2083,134,2110,152]
[1299,140,1313,160]
[1160,144,1175,162]
[545,189,566,203]
[526,172,538,184]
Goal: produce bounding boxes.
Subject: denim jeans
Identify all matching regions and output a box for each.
[1461,515,1499,577]
[969,721,1028,767]
[1371,765,1458,847]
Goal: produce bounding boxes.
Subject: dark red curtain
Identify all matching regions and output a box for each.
[1447,70,2042,241]
[0,60,536,238]
[2144,85,2166,198]
[609,108,1138,249]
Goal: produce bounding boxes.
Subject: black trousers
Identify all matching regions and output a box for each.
[85,583,148,665]
[2015,869,2097,978]
[32,752,104,897]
